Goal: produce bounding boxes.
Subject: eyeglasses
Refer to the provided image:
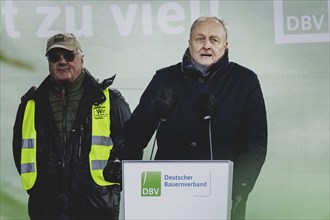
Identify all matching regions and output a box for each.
[47,52,79,63]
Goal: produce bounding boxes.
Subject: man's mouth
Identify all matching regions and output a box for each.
[201,54,212,57]
[57,68,69,72]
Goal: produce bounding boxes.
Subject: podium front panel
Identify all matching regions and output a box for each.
[122,160,233,220]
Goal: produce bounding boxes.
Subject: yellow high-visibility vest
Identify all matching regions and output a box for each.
[90,89,117,186]
[21,100,37,190]
[20,89,116,190]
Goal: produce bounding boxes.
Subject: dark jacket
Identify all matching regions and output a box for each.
[12,68,131,220]
[122,50,267,201]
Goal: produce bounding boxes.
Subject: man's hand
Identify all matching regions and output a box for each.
[103,158,122,184]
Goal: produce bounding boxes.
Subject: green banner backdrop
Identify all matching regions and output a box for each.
[1,1,329,219]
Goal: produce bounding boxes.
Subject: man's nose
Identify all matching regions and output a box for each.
[203,39,211,49]
[58,54,67,62]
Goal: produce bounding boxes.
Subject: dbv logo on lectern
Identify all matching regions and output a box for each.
[141,171,161,197]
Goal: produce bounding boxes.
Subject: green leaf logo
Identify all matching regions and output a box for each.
[141,171,161,197]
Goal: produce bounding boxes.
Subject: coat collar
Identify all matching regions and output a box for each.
[181,48,229,78]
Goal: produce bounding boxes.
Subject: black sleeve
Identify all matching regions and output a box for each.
[233,74,268,200]
[12,102,28,174]
[12,86,37,174]
[109,88,143,160]
[109,88,131,135]
[121,73,163,160]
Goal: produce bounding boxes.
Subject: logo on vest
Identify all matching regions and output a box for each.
[93,106,108,119]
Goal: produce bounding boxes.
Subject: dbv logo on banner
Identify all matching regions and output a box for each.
[273,0,330,43]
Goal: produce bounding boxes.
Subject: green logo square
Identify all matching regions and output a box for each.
[141,171,161,197]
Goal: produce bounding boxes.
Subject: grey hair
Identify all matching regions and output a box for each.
[189,16,228,40]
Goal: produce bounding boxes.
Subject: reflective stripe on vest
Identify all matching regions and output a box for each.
[90,88,117,186]
[21,100,37,190]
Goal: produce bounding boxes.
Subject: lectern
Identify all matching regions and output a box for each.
[122,160,233,220]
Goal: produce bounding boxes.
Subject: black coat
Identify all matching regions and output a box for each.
[122,50,267,200]
[12,69,131,219]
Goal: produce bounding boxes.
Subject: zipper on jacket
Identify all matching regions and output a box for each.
[61,87,67,160]
[78,124,84,159]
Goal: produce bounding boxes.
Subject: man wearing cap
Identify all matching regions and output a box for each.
[13,33,131,219]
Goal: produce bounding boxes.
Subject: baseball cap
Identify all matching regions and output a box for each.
[45,33,82,55]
